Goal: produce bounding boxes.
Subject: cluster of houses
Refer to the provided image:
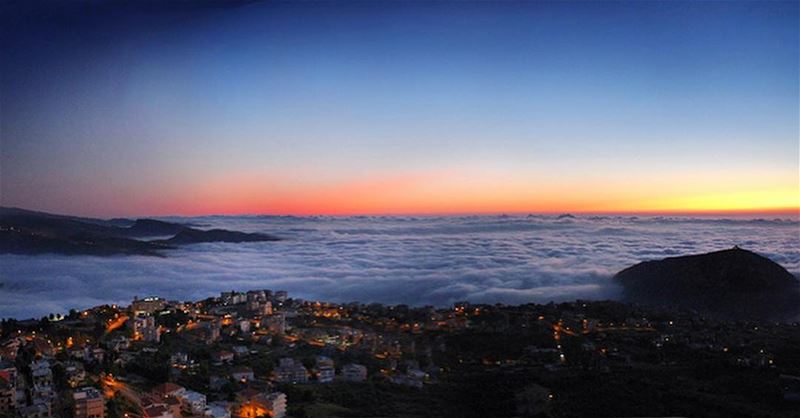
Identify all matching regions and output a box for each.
[0,356,56,418]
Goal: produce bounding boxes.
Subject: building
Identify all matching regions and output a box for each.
[178,390,207,415]
[246,290,266,303]
[30,360,52,387]
[231,367,254,383]
[205,319,222,344]
[274,359,307,384]
[274,291,288,303]
[0,369,17,414]
[152,383,186,399]
[315,356,335,383]
[107,336,131,352]
[261,313,285,335]
[73,387,104,418]
[262,393,286,418]
[63,361,86,388]
[18,401,50,418]
[261,301,273,316]
[143,405,173,418]
[221,292,246,305]
[204,402,231,418]
[341,364,367,382]
[212,351,234,364]
[133,315,161,343]
[132,297,167,315]
[235,391,285,418]
[163,397,182,418]
[238,320,251,334]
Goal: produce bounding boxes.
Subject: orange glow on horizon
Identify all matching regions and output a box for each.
[151,168,799,218]
[35,167,799,219]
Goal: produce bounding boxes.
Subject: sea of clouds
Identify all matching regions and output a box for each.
[1,215,798,319]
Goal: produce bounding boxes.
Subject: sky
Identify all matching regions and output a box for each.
[1,1,798,217]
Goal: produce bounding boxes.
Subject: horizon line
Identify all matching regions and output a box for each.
[6,205,799,220]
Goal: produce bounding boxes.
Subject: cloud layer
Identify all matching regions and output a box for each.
[1,215,798,319]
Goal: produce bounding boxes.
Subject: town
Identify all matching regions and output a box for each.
[1,290,799,417]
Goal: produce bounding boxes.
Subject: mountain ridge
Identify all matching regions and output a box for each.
[0,207,280,256]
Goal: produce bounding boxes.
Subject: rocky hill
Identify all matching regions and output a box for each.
[615,247,800,320]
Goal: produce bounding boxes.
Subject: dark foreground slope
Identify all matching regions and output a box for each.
[0,207,279,256]
[615,247,800,320]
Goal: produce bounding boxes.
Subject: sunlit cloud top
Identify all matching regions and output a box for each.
[1,1,797,217]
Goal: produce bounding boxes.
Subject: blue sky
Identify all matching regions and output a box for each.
[1,1,797,216]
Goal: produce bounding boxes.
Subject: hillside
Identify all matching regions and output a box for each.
[615,247,800,320]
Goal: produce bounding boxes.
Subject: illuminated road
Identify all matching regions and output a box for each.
[102,374,143,412]
[105,315,129,333]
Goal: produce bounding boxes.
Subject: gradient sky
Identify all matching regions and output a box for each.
[1,1,798,217]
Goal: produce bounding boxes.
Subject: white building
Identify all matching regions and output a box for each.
[178,390,207,415]
[264,392,286,418]
[133,315,161,343]
[204,402,230,418]
[274,359,307,384]
[132,297,166,315]
[341,364,367,382]
[30,361,52,387]
[315,356,335,383]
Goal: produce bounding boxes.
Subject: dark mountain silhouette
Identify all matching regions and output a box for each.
[615,247,800,320]
[157,228,280,245]
[0,227,172,256]
[0,207,279,256]
[126,219,189,237]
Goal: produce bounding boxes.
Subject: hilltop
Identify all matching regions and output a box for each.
[615,247,800,320]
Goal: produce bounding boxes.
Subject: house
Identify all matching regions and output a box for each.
[107,336,131,352]
[390,369,426,389]
[152,383,186,399]
[209,376,228,392]
[238,320,251,334]
[89,348,106,364]
[30,360,52,387]
[235,391,285,418]
[315,356,334,384]
[260,314,285,335]
[274,358,307,384]
[63,362,85,388]
[262,393,286,418]
[0,369,17,414]
[133,315,161,343]
[341,364,367,382]
[212,351,234,364]
[19,401,50,418]
[163,397,182,418]
[73,387,104,418]
[132,297,167,315]
[177,390,207,415]
[231,366,254,383]
[203,402,230,418]
[144,405,173,418]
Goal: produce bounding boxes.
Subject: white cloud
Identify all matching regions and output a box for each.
[1,215,797,318]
